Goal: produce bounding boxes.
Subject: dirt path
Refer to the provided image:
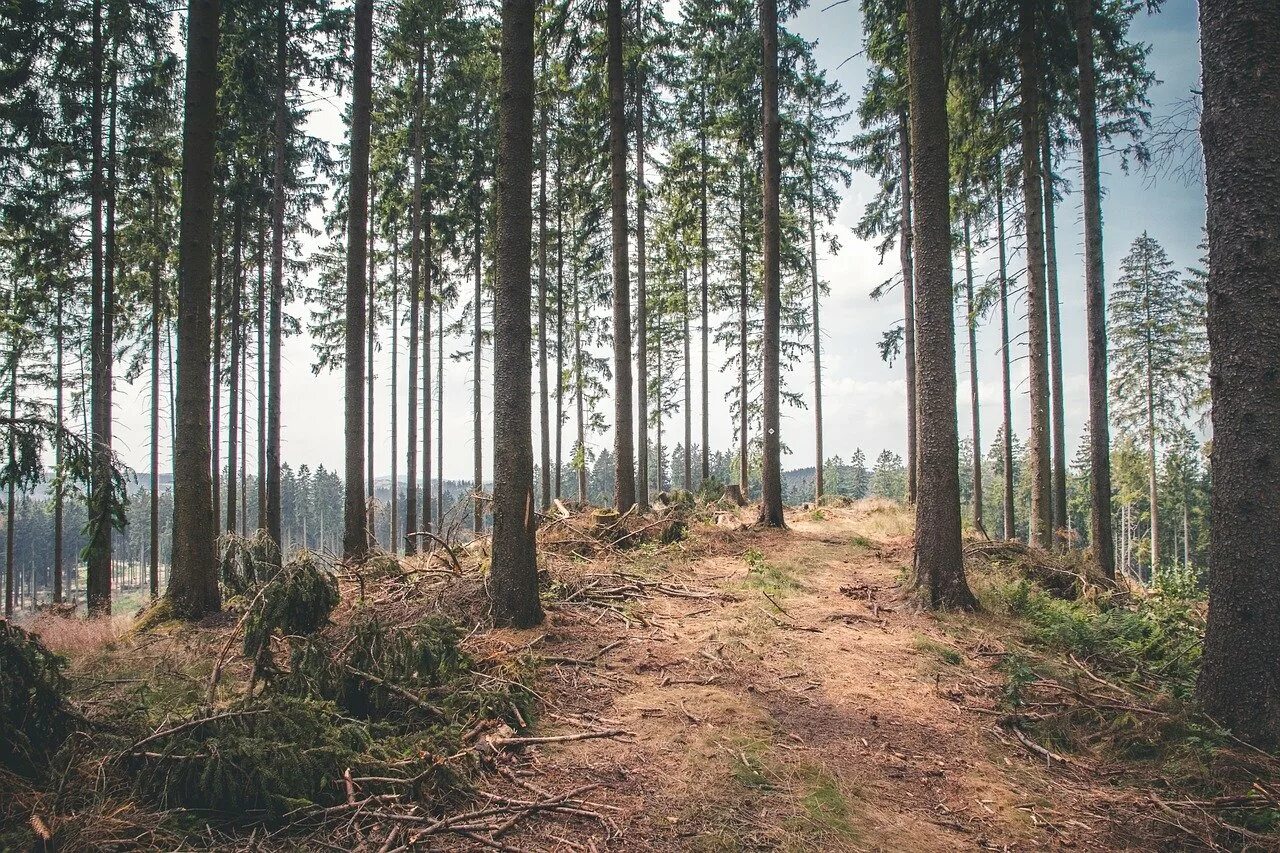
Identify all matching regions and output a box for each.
[482,503,1135,852]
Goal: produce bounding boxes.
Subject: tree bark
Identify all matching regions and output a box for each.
[635,0,649,508]
[490,0,543,628]
[266,0,287,554]
[898,111,917,504]
[226,202,242,535]
[255,215,266,534]
[995,149,1015,541]
[538,50,552,512]
[473,117,484,534]
[555,144,565,500]
[607,0,635,511]
[390,218,399,551]
[1042,132,1067,547]
[1019,0,1053,550]
[758,0,784,528]
[963,208,983,536]
[574,244,586,503]
[367,186,377,547]
[683,268,692,492]
[1073,0,1115,577]
[342,0,372,562]
[436,264,443,529]
[406,45,422,552]
[54,288,64,603]
[907,0,975,609]
[88,0,114,615]
[1196,0,1280,747]
[169,0,221,620]
[738,177,749,496]
[808,157,824,502]
[699,90,710,485]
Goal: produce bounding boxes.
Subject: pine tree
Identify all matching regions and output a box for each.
[490,0,542,628]
[168,0,222,620]
[1109,232,1206,575]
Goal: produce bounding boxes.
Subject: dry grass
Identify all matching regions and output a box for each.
[848,497,915,538]
[22,611,128,657]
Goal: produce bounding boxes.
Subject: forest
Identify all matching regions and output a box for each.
[1,0,1277,850]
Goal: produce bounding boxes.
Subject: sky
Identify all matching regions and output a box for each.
[108,0,1206,484]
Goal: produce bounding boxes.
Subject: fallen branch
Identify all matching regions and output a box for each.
[486,729,631,749]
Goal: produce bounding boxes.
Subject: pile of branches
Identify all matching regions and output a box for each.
[4,545,631,850]
[538,496,690,558]
[549,569,714,627]
[965,539,1122,601]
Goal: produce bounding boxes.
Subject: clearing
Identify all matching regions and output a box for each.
[464,501,1209,851]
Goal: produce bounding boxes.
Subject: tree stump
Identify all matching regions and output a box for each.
[722,484,748,507]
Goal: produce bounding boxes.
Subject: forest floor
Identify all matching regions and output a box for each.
[468,501,1213,852]
[9,500,1275,852]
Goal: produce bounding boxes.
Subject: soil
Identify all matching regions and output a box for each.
[473,502,1158,852]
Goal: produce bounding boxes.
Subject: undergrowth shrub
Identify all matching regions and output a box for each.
[281,610,469,721]
[993,579,1203,697]
[1,623,72,776]
[220,530,282,596]
[243,552,340,662]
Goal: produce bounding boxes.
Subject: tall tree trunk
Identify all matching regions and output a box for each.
[607,0,635,511]
[4,297,14,616]
[808,161,823,502]
[227,202,242,535]
[1042,133,1067,547]
[169,0,222,620]
[266,0,287,554]
[995,150,1015,541]
[963,208,983,536]
[898,111,917,504]
[738,176,749,496]
[390,219,399,552]
[436,271,443,528]
[654,296,662,492]
[423,194,433,535]
[406,46,422,551]
[758,0,784,527]
[473,136,483,534]
[240,324,247,535]
[538,50,551,511]
[342,0,373,562]
[699,90,710,484]
[1019,0,1052,550]
[54,288,64,603]
[683,268,692,491]
[555,148,565,499]
[635,0,649,508]
[907,0,975,609]
[367,188,376,546]
[491,0,543,628]
[1196,0,1280,746]
[574,246,586,503]
[257,215,266,532]
[88,3,117,615]
[87,0,104,614]
[151,186,163,598]
[1074,0,1115,577]
[212,220,222,540]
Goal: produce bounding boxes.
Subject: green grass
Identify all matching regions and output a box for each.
[912,635,964,666]
[742,548,804,597]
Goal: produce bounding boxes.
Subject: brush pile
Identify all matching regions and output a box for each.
[0,537,626,851]
[538,494,690,558]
